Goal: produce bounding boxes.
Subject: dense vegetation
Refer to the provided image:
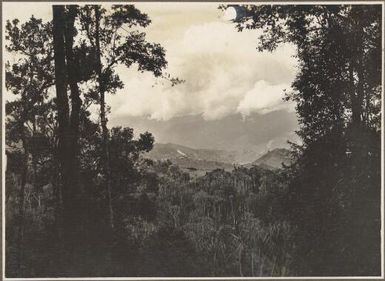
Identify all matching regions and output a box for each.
[225,4,382,276]
[5,4,382,277]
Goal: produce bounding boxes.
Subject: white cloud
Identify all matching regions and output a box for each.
[108,19,298,122]
[237,80,295,116]
[3,3,299,122]
[4,3,300,152]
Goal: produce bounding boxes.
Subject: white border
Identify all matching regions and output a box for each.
[2,1,384,280]
[381,1,385,280]
[2,0,7,279]
[3,277,385,281]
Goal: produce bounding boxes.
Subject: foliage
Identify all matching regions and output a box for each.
[222,4,382,276]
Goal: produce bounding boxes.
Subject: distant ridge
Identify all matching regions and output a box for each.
[146,143,237,164]
[245,148,292,170]
[145,143,235,176]
[145,143,292,173]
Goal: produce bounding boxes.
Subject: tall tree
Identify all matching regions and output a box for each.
[52,4,96,231]
[52,5,70,202]
[224,4,382,275]
[52,7,85,266]
[5,16,54,273]
[78,5,168,229]
[63,6,82,196]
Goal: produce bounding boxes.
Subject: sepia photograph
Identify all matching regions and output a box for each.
[2,1,384,278]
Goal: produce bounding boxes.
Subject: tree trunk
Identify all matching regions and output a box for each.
[16,122,28,274]
[31,115,38,186]
[239,244,244,277]
[53,6,80,274]
[281,264,287,276]
[64,5,82,197]
[259,256,265,276]
[251,251,255,276]
[95,5,114,230]
[63,7,91,262]
[52,4,70,204]
[349,22,366,159]
[270,256,277,276]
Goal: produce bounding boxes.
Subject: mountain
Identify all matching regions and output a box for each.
[246,148,292,170]
[145,143,292,175]
[146,143,237,163]
[145,143,236,176]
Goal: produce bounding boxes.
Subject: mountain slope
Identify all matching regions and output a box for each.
[145,143,235,175]
[145,143,292,174]
[247,148,292,169]
[146,143,236,164]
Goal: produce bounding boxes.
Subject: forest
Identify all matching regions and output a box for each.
[4,4,382,277]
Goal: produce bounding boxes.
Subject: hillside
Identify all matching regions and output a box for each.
[145,143,292,174]
[246,148,292,169]
[145,143,235,175]
[146,143,236,163]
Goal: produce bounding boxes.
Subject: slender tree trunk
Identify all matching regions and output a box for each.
[281,264,287,276]
[349,23,366,167]
[31,115,38,186]
[239,244,243,277]
[16,122,28,274]
[95,5,114,230]
[52,4,70,202]
[64,5,82,197]
[53,5,76,274]
[230,197,236,226]
[259,256,265,276]
[348,59,362,190]
[356,27,365,127]
[348,63,361,125]
[52,156,63,237]
[251,251,255,276]
[270,256,277,276]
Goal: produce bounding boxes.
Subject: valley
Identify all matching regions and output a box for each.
[145,143,292,175]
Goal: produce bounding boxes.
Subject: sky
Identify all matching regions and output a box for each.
[3,2,300,156]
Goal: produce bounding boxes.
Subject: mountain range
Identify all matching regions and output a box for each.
[145,143,291,175]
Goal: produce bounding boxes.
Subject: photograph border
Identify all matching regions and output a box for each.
[1,1,384,280]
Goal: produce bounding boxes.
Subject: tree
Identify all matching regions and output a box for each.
[224,4,382,275]
[64,5,83,197]
[6,4,181,277]
[5,16,54,273]
[52,7,89,273]
[77,5,169,229]
[52,3,99,229]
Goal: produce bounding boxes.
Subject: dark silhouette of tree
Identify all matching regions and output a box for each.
[223,4,382,275]
[5,16,54,274]
[77,5,169,229]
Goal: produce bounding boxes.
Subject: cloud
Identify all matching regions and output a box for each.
[107,18,298,122]
[237,80,295,116]
[4,3,300,153]
[110,110,299,161]
[3,3,298,122]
